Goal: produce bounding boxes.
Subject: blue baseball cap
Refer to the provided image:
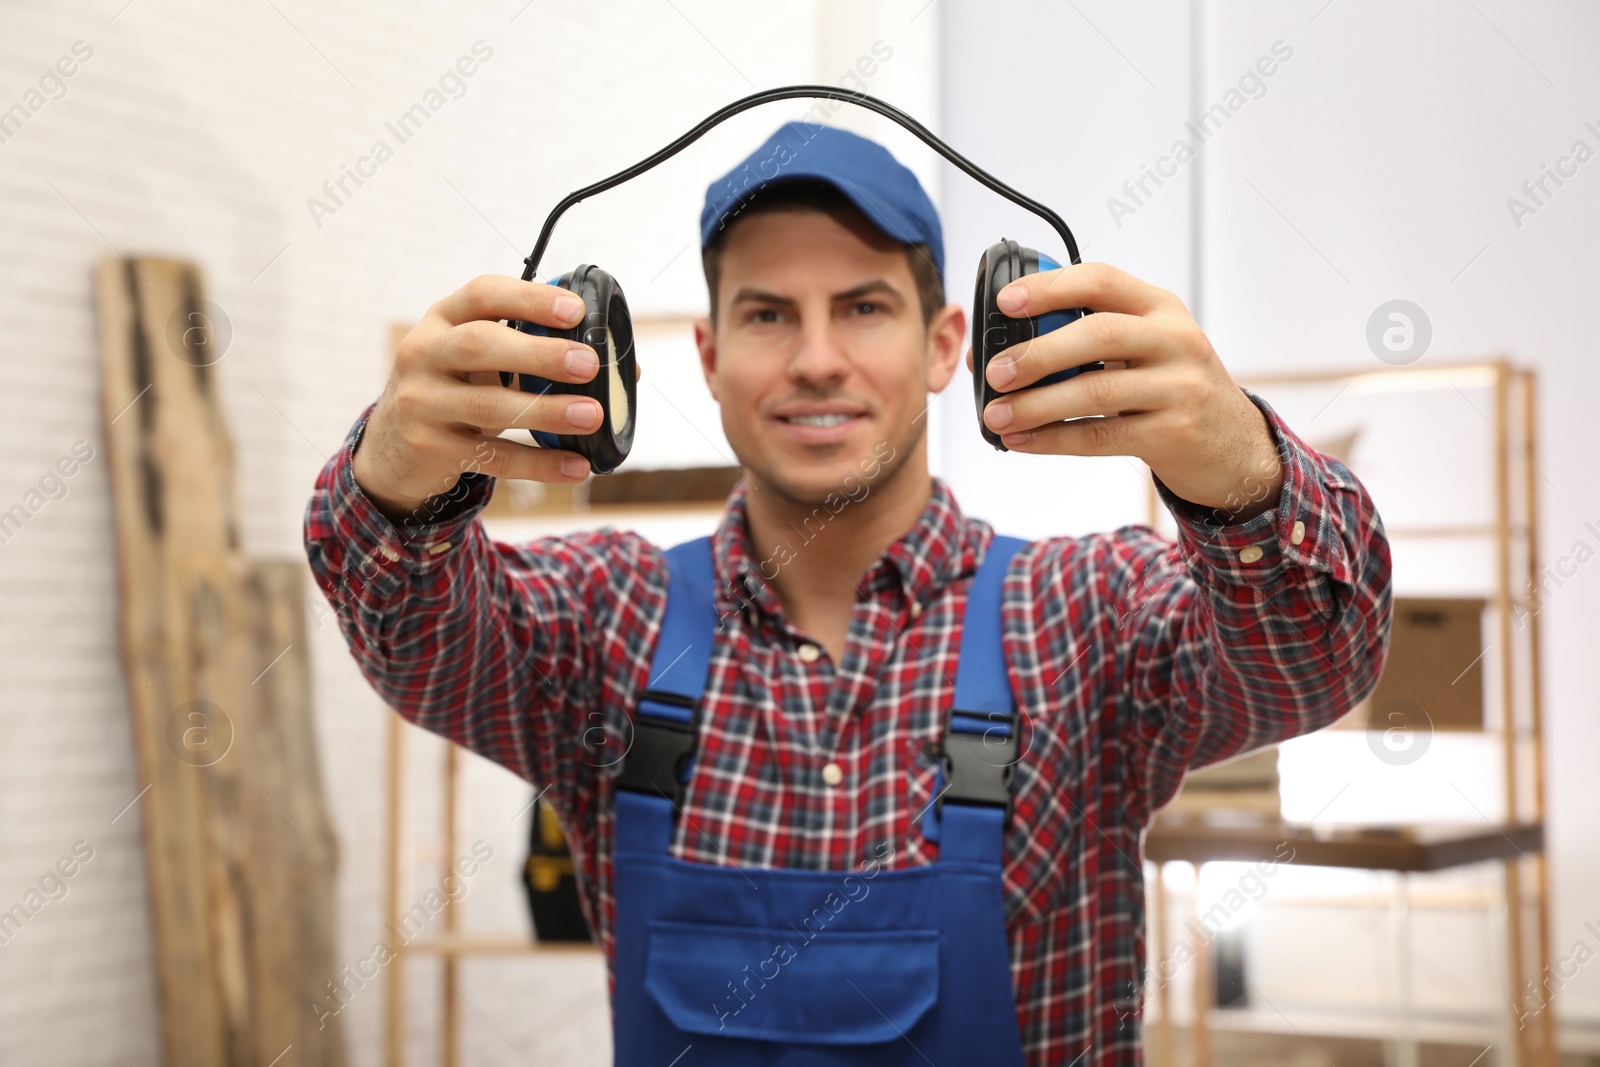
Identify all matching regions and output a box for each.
[699,121,944,283]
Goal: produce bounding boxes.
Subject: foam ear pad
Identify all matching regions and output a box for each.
[972,239,1101,451]
[503,264,638,475]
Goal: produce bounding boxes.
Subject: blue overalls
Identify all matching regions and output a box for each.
[609,534,1031,1065]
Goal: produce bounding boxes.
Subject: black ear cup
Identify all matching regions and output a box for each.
[503,264,638,475]
[972,239,1100,451]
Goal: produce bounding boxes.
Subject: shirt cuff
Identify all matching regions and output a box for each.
[329,404,496,597]
[1151,387,1355,589]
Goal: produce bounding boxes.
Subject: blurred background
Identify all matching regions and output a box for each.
[2,1,1598,1064]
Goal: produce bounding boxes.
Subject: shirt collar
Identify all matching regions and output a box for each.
[710,475,981,623]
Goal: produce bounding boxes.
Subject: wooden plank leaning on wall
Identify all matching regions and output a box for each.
[95,257,347,1066]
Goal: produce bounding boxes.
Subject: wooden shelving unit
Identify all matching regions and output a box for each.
[1141,358,1552,1067]
[382,728,601,1067]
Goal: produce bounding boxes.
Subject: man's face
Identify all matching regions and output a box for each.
[694,209,963,508]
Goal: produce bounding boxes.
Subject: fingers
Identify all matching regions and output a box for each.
[417,379,605,436]
[995,261,1176,321]
[998,411,1161,457]
[362,276,608,507]
[985,311,1157,392]
[407,424,592,483]
[434,318,601,382]
[983,364,1176,438]
[434,274,588,330]
[468,433,593,482]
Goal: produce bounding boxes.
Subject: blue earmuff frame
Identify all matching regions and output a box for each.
[972,243,1101,451]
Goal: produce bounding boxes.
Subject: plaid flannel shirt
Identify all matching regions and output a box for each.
[303,387,1392,1065]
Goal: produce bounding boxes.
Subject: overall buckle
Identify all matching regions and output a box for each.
[937,706,1019,826]
[615,690,697,803]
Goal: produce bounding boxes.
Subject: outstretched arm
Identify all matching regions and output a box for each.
[1105,394,1391,816]
[981,262,1392,817]
[303,273,660,808]
[304,409,660,808]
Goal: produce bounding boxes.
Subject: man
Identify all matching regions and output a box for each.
[305,121,1392,1064]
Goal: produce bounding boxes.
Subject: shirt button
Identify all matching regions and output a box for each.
[378,545,401,563]
[797,643,821,663]
[1238,544,1265,564]
[1290,520,1306,546]
[821,762,844,786]
[908,600,922,620]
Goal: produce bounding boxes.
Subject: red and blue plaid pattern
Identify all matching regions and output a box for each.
[304,388,1392,1065]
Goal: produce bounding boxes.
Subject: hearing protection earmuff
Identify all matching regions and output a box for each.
[972,239,1096,450]
[506,264,637,474]
[506,84,1096,475]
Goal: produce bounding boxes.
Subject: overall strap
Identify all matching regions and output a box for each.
[614,537,720,853]
[935,534,1028,865]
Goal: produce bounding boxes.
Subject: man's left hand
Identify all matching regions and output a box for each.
[973,261,1284,524]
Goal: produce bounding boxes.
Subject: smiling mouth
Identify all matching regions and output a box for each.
[779,413,858,427]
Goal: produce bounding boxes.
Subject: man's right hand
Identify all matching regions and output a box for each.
[352,275,604,520]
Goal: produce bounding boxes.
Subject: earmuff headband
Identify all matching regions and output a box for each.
[519,84,1083,282]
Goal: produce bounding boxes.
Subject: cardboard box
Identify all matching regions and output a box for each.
[1167,746,1281,816]
[1338,596,1488,731]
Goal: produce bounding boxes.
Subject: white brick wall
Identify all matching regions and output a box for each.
[0,1,939,1062]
